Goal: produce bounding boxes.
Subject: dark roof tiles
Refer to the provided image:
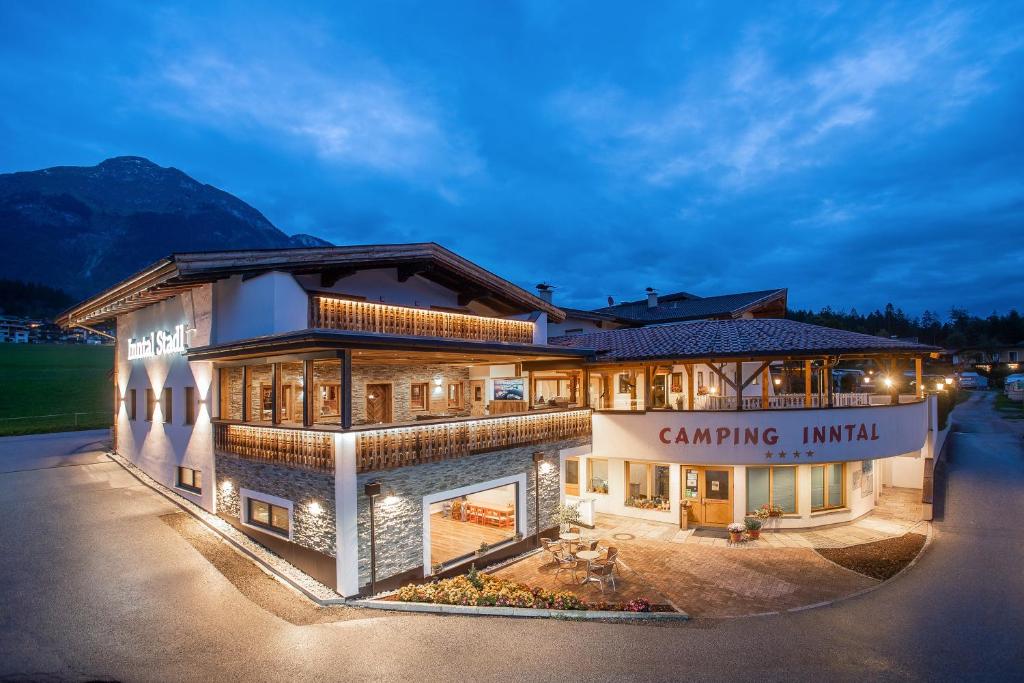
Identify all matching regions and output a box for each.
[549,318,937,361]
[594,289,786,323]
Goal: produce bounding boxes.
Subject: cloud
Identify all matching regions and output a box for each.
[148,50,482,187]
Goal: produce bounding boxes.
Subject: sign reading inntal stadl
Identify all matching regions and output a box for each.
[127,324,187,360]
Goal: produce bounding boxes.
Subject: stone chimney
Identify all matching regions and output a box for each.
[646,287,658,308]
[536,283,554,304]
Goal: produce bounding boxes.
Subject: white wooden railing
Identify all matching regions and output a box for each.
[692,392,871,411]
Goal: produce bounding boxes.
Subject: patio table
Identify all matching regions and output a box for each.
[576,549,602,586]
[559,532,581,554]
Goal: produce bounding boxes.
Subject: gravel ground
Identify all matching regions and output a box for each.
[817,532,927,580]
[160,512,379,625]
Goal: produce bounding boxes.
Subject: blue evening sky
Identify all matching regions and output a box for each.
[1,1,1021,315]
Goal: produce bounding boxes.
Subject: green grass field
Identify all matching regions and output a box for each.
[0,344,114,435]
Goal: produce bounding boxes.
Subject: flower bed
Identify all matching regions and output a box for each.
[394,569,664,612]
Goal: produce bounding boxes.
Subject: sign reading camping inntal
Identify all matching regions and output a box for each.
[127,324,187,360]
[591,402,929,465]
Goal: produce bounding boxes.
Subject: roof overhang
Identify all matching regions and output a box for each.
[56,243,567,328]
[186,328,596,364]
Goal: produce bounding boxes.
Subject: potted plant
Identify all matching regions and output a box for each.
[727,522,745,543]
[556,502,582,532]
[744,516,763,539]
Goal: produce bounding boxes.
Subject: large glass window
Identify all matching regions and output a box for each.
[313,359,341,426]
[428,483,517,569]
[219,367,244,420]
[587,459,609,494]
[588,368,645,411]
[410,382,429,411]
[747,466,797,515]
[276,361,305,426]
[176,466,201,494]
[625,462,671,511]
[532,371,581,408]
[246,365,274,423]
[811,463,845,511]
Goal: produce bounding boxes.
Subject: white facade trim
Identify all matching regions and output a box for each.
[239,487,294,541]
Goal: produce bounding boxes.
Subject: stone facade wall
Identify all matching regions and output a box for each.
[215,453,337,556]
[351,364,471,425]
[355,436,590,585]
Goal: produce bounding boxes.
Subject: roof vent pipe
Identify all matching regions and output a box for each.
[646,287,658,308]
[536,283,554,304]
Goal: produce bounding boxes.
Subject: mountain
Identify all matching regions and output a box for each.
[0,156,331,300]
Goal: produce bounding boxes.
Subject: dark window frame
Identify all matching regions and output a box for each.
[176,466,202,494]
[129,388,137,421]
[184,386,196,426]
[161,387,173,424]
[145,388,155,421]
[246,497,290,536]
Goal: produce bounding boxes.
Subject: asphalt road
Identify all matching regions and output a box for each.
[1,393,1022,682]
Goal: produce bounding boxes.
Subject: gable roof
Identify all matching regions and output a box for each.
[57,243,565,327]
[593,288,787,323]
[549,318,938,362]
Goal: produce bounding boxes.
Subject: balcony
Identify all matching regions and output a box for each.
[693,392,873,411]
[214,423,335,473]
[311,295,534,344]
[355,409,592,473]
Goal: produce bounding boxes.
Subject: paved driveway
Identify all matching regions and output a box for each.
[1,393,1022,681]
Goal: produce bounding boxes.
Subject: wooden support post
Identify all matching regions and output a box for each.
[761,364,770,409]
[686,364,695,411]
[734,362,743,411]
[302,359,313,427]
[826,358,834,408]
[242,365,250,421]
[644,365,653,410]
[270,362,279,425]
[804,360,813,408]
[915,357,924,399]
[341,350,352,429]
[582,368,591,408]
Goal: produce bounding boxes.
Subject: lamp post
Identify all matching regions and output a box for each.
[364,481,382,596]
[532,452,544,547]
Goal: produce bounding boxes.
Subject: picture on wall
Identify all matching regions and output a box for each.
[493,378,525,401]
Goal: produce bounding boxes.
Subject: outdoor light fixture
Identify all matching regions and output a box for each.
[708,386,718,394]
[935,382,944,391]
[864,377,871,384]
[883,377,894,388]
[221,480,233,492]
[773,378,781,386]
[308,501,323,516]
[365,481,382,595]
[945,377,954,385]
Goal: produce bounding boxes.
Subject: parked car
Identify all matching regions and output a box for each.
[958,372,989,389]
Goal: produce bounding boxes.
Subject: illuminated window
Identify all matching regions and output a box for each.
[447,382,463,408]
[625,462,671,510]
[411,382,429,411]
[313,359,341,426]
[145,388,155,421]
[247,498,290,536]
[161,387,172,424]
[565,458,580,496]
[184,386,196,426]
[587,459,609,494]
[176,466,201,494]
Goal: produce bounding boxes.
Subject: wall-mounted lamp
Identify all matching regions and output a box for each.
[773,378,781,386]
[944,377,954,385]
[221,480,233,492]
[308,500,323,516]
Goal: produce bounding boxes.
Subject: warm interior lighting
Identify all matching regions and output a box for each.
[935,382,944,391]
[945,377,953,385]
[773,378,781,386]
[883,377,894,388]
[863,377,871,384]
[708,386,718,394]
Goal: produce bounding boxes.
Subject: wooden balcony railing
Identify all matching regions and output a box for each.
[355,409,592,473]
[214,423,335,473]
[311,295,534,344]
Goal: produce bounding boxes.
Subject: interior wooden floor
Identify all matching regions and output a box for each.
[430,513,513,566]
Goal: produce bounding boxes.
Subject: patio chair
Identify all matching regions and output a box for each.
[553,548,581,583]
[580,539,599,552]
[585,559,617,592]
[604,547,619,572]
[540,538,562,564]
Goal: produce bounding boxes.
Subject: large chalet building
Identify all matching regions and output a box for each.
[58,243,943,597]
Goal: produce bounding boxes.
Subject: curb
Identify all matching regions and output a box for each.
[352,599,689,621]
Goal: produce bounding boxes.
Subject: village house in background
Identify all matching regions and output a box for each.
[0,314,109,344]
[57,243,946,597]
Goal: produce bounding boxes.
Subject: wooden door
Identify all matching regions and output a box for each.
[469,380,486,417]
[700,467,733,526]
[681,465,734,527]
[365,384,392,423]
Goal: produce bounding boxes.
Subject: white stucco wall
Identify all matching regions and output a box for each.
[115,285,216,512]
[213,271,308,343]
